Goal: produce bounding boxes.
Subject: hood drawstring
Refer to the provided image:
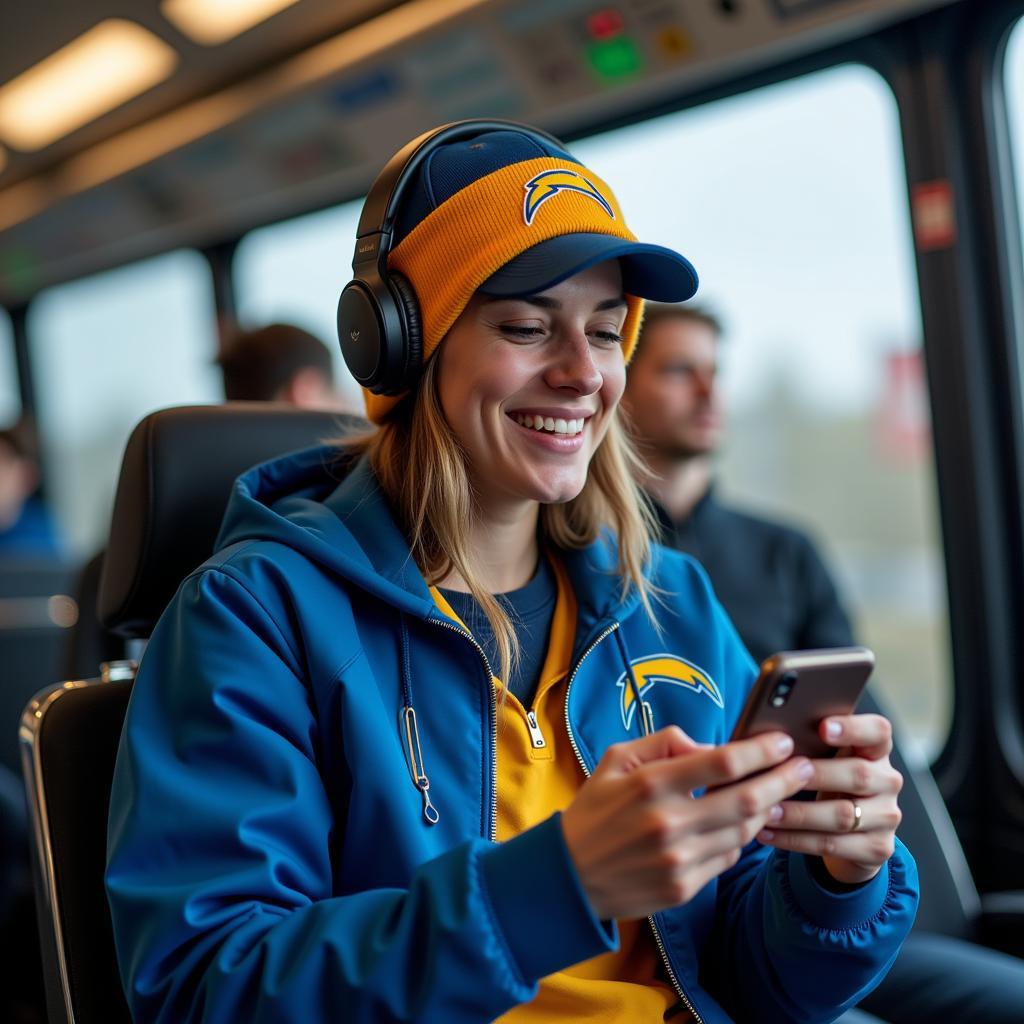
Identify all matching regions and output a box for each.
[398,612,440,825]
[615,628,654,737]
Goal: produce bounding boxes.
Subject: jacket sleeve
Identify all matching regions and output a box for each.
[702,836,918,1023]
[106,567,614,1024]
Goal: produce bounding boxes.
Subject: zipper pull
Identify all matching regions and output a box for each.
[403,706,440,825]
[525,709,547,749]
[642,700,656,736]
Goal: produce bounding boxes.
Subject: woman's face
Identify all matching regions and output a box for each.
[437,260,628,515]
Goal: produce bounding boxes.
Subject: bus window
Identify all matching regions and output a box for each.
[234,202,363,411]
[1007,17,1024,316]
[0,308,20,425]
[574,64,948,760]
[28,250,221,558]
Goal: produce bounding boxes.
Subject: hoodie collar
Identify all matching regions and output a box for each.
[218,445,648,631]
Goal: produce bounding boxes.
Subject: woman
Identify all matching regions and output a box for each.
[106,124,917,1024]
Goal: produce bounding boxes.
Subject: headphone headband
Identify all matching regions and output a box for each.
[351,119,566,278]
[339,118,569,400]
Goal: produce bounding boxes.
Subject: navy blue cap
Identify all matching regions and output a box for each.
[392,128,699,302]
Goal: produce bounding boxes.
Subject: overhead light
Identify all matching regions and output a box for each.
[0,20,178,152]
[162,0,302,46]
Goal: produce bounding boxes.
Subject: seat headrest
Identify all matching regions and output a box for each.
[98,404,366,638]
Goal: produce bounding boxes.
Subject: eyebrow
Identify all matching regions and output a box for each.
[481,294,628,312]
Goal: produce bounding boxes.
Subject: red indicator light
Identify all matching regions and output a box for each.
[587,9,624,40]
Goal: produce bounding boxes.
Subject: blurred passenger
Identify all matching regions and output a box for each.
[0,419,60,561]
[623,301,1024,1024]
[217,322,349,410]
[65,321,356,681]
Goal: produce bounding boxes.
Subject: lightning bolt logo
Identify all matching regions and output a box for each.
[617,654,724,731]
[523,168,615,226]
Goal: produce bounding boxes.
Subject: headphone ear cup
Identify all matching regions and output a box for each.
[389,271,422,389]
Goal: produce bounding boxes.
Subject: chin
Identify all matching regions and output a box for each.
[531,475,588,506]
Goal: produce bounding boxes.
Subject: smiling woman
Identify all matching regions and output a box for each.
[104,120,919,1024]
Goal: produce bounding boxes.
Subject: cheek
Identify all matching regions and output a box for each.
[601,356,627,409]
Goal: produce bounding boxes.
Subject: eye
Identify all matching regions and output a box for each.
[588,324,625,345]
[500,325,547,340]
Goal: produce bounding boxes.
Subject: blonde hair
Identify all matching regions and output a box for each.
[341,355,659,684]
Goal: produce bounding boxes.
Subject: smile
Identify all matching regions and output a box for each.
[512,414,585,437]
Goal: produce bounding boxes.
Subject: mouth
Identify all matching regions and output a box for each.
[511,413,587,437]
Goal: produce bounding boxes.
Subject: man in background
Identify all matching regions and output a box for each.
[622,302,1023,1024]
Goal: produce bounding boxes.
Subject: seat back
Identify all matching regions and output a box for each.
[20,672,134,1024]
[20,404,358,1022]
[860,689,981,937]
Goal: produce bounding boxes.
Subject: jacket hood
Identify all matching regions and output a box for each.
[214,444,648,631]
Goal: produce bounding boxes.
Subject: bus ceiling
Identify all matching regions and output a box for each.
[0,0,959,307]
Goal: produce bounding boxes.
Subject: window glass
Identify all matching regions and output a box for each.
[0,308,20,425]
[28,250,220,558]
[1007,19,1024,316]
[575,64,947,759]
[234,202,363,411]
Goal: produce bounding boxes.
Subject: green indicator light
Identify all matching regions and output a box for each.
[0,246,37,293]
[587,37,642,80]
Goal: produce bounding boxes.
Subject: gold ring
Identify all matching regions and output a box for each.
[849,801,863,832]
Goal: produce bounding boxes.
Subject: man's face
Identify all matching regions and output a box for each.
[622,317,722,459]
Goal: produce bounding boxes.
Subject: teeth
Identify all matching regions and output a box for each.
[514,414,585,436]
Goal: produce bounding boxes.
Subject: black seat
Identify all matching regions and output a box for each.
[19,404,360,1024]
[0,560,79,773]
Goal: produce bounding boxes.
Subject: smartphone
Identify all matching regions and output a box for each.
[730,647,875,759]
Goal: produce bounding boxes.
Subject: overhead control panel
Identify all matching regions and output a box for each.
[0,0,957,303]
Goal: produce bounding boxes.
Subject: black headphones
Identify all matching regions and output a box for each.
[337,119,566,396]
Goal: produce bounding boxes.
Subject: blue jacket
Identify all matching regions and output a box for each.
[106,447,918,1023]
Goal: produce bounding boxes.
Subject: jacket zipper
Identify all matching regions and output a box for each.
[429,616,499,841]
[525,710,547,749]
[563,622,704,1024]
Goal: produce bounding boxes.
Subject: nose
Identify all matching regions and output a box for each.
[543,330,603,396]
[694,369,716,401]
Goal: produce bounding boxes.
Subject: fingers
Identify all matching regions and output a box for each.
[757,813,897,867]
[690,756,813,833]
[769,795,902,835]
[820,713,893,759]
[595,725,708,776]
[646,731,797,795]
[805,756,903,797]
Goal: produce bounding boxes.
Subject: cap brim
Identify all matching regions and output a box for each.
[479,233,698,302]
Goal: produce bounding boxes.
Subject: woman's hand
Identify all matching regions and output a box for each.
[560,726,812,921]
[756,713,903,885]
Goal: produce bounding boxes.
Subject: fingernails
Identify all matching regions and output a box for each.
[796,759,814,781]
[776,735,794,756]
[825,721,842,740]
[759,829,775,842]
[769,804,783,822]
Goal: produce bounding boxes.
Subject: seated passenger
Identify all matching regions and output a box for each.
[0,419,60,561]
[106,123,918,1023]
[622,301,1024,1023]
[216,322,352,411]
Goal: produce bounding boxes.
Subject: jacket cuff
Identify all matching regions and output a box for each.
[478,813,617,982]
[785,851,893,931]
